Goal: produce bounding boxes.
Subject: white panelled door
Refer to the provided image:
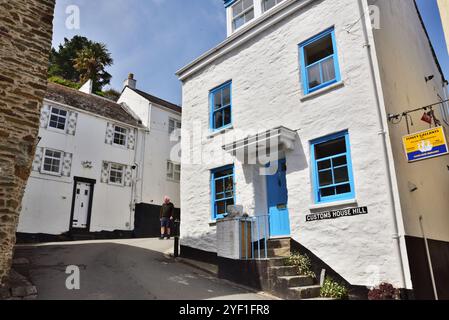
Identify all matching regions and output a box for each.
[72,182,91,229]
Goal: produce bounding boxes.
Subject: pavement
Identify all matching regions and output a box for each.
[13,238,275,300]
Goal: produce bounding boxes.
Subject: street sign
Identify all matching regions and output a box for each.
[403,127,449,162]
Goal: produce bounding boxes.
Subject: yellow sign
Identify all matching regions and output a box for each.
[403,127,449,162]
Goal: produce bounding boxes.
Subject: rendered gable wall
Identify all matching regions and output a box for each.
[369,0,449,299]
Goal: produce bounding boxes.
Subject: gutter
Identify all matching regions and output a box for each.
[357,0,412,290]
[413,0,448,86]
[176,0,317,81]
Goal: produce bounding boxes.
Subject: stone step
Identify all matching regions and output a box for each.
[267,238,291,249]
[269,266,298,277]
[288,285,322,300]
[267,247,290,258]
[267,258,287,267]
[278,275,315,288]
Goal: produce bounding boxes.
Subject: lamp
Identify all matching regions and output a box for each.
[425,75,434,82]
[81,161,93,169]
[408,181,418,193]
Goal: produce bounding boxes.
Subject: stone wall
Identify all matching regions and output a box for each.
[0,0,55,285]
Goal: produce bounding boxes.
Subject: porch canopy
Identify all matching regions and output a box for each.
[222,126,297,164]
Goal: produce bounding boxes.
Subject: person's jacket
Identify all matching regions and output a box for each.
[160,202,174,219]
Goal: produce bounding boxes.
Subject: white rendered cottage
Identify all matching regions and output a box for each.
[118,74,182,237]
[176,0,449,299]
[17,82,142,238]
[18,79,182,239]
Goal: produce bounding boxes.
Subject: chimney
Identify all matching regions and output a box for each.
[124,73,137,90]
[79,79,93,94]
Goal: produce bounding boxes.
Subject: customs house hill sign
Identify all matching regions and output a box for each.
[306,207,368,222]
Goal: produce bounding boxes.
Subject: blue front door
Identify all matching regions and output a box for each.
[266,159,291,237]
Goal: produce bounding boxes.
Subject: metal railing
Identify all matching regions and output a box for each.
[239,215,269,260]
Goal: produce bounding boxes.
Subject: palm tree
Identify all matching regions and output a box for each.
[73,43,113,92]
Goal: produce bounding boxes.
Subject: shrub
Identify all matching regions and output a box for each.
[368,283,401,300]
[284,252,316,278]
[48,76,81,89]
[320,277,349,300]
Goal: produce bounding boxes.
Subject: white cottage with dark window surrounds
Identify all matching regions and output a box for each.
[18,79,182,239]
[177,0,449,299]
[17,82,143,238]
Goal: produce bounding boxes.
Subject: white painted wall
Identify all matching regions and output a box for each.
[140,104,181,207]
[370,0,449,243]
[179,0,408,288]
[18,100,138,235]
[118,88,151,127]
[119,88,182,208]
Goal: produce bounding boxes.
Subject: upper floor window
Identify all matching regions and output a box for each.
[42,148,63,176]
[211,165,235,220]
[311,131,355,204]
[210,81,232,131]
[167,161,181,182]
[109,163,125,186]
[169,118,181,134]
[262,0,284,12]
[299,28,341,95]
[232,0,254,31]
[113,125,128,146]
[49,107,67,131]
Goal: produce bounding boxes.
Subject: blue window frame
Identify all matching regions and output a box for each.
[310,131,355,204]
[299,28,341,95]
[210,81,232,131]
[211,165,235,220]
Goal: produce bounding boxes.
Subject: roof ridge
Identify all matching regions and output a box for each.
[133,87,180,106]
[46,82,141,127]
[47,81,122,105]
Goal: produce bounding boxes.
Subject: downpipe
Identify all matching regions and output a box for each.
[357,0,409,290]
[419,216,438,300]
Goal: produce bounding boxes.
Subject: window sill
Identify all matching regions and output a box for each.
[108,182,125,188]
[47,127,68,135]
[207,125,234,139]
[112,143,129,150]
[309,198,358,211]
[300,81,345,102]
[40,171,63,177]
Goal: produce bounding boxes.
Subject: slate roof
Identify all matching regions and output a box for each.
[45,82,141,127]
[127,87,182,114]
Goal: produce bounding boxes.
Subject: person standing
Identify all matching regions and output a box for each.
[160,196,174,240]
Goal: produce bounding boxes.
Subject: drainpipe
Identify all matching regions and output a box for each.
[419,216,438,300]
[130,126,141,230]
[140,103,152,201]
[356,0,409,289]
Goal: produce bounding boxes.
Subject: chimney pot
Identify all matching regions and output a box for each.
[124,73,137,90]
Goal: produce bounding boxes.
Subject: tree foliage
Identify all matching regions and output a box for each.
[96,88,121,102]
[48,76,81,90]
[49,36,113,92]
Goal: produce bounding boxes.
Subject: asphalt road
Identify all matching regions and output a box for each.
[14,239,272,300]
